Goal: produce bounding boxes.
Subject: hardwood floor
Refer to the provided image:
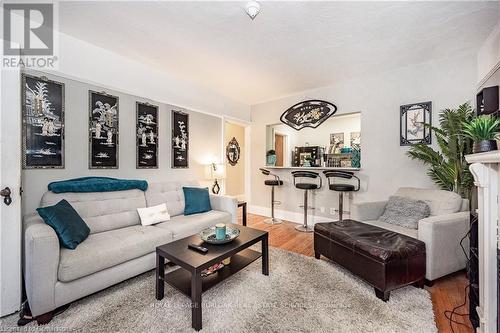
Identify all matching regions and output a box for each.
[240,213,472,333]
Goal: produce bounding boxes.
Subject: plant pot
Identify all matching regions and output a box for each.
[473,140,498,153]
[266,154,276,166]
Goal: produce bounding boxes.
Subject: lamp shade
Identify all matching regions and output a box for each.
[205,163,226,180]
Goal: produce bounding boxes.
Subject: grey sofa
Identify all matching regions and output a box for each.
[23,181,237,322]
[351,187,469,282]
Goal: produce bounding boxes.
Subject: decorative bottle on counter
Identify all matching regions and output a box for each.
[352,148,361,168]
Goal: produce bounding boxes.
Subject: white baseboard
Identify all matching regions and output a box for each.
[248,205,334,225]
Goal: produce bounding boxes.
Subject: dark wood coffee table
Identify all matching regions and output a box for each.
[155,225,269,331]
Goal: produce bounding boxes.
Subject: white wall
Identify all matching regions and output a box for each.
[4,11,251,122]
[250,52,477,221]
[22,70,223,214]
[478,21,500,87]
[52,31,251,122]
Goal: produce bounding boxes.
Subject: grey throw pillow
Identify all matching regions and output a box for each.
[379,196,430,229]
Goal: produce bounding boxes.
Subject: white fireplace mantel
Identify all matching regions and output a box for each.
[467,150,500,165]
[465,151,500,333]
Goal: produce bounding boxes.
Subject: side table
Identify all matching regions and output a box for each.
[238,201,247,226]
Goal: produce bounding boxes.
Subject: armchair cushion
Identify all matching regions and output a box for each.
[379,196,430,229]
[350,200,387,221]
[394,187,463,216]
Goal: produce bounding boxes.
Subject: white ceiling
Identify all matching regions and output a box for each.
[58,1,500,105]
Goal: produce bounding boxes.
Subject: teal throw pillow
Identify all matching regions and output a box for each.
[183,187,212,215]
[37,199,90,250]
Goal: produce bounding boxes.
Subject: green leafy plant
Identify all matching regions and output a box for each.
[462,115,500,141]
[407,102,474,199]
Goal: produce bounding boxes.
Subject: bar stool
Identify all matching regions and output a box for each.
[292,171,322,232]
[323,171,360,221]
[259,168,283,225]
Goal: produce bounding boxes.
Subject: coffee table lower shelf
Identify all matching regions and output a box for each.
[164,248,261,297]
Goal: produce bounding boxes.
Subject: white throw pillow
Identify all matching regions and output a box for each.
[137,203,170,226]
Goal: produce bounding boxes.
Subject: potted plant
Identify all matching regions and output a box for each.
[463,115,500,153]
[266,149,277,166]
[407,102,474,199]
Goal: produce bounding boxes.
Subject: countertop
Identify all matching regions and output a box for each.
[263,166,361,171]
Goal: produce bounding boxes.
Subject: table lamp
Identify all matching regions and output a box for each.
[205,163,226,194]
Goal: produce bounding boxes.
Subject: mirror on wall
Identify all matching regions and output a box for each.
[266,112,361,168]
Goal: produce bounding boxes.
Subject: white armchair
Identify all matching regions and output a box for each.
[351,187,470,282]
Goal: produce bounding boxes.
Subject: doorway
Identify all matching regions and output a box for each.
[274,133,286,166]
[224,120,248,200]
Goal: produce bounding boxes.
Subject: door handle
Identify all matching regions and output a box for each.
[1,187,12,206]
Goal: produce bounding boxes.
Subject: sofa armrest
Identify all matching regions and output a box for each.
[418,211,470,280]
[350,201,387,221]
[23,213,60,316]
[210,194,238,224]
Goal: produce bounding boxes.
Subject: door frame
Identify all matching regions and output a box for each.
[273,130,289,167]
[221,116,251,201]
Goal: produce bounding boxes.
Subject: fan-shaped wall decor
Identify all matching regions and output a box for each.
[226,137,241,166]
[280,100,337,130]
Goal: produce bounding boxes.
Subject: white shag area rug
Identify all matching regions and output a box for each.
[0,247,436,333]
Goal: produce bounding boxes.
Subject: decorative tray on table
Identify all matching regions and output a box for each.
[200,225,240,244]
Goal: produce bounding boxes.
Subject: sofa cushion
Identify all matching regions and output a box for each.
[154,210,231,240]
[360,220,418,238]
[379,196,430,229]
[41,189,146,234]
[394,187,463,216]
[58,225,173,282]
[36,199,90,250]
[145,181,199,217]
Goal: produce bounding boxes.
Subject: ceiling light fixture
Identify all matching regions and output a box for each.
[245,1,260,20]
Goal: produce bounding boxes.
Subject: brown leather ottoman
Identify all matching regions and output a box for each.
[314,219,426,301]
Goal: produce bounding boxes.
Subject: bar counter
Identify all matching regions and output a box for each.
[264,166,360,171]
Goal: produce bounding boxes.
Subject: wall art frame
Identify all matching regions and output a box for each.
[136,102,159,169]
[171,110,189,168]
[280,99,337,131]
[89,90,119,169]
[226,137,241,166]
[400,101,432,146]
[22,73,65,169]
[350,131,361,148]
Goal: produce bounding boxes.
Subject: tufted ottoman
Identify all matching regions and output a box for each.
[314,219,426,301]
